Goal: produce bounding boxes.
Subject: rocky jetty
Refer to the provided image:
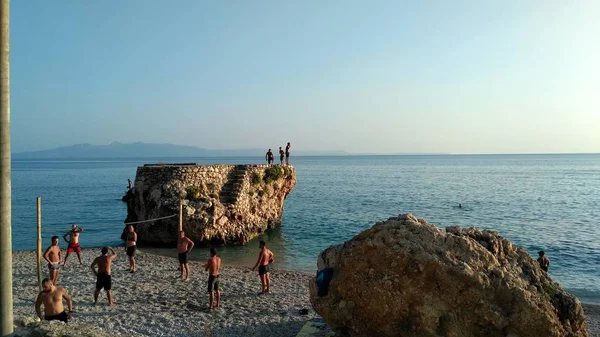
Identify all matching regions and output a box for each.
[123,164,296,245]
[309,214,588,337]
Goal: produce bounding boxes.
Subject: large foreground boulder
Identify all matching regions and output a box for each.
[309,214,588,337]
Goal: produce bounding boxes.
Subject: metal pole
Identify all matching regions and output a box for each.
[179,199,183,232]
[36,197,42,291]
[0,0,12,335]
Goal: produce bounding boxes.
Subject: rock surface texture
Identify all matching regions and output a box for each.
[309,214,588,337]
[124,164,296,245]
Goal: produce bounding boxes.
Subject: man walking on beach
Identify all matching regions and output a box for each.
[177,230,195,281]
[125,225,137,273]
[91,246,117,306]
[43,236,62,285]
[538,251,550,272]
[285,142,291,165]
[35,278,74,323]
[63,224,84,266]
[204,248,221,309]
[251,240,274,295]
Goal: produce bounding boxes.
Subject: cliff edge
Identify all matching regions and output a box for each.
[123,164,296,245]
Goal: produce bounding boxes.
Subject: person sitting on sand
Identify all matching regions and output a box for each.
[63,224,83,266]
[90,246,117,306]
[177,231,195,281]
[35,278,74,323]
[538,250,550,272]
[43,236,62,285]
[251,240,274,295]
[204,248,221,309]
[125,225,137,273]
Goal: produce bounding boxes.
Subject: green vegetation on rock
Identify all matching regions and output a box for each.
[186,186,201,200]
[252,172,262,185]
[264,166,284,184]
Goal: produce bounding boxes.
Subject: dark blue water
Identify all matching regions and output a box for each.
[11,154,600,303]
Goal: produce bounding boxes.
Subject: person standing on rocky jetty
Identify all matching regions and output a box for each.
[285,142,291,165]
[35,278,74,323]
[91,246,117,306]
[279,147,285,165]
[43,236,62,285]
[177,230,195,281]
[204,248,221,309]
[538,250,550,272]
[265,149,274,165]
[63,224,84,266]
[125,225,137,273]
[252,240,274,295]
[127,178,133,191]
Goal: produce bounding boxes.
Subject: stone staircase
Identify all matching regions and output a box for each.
[219,165,249,205]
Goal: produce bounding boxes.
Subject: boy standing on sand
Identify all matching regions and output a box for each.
[177,231,195,281]
[538,251,550,272]
[35,278,74,323]
[251,240,274,295]
[63,224,84,266]
[43,236,62,285]
[204,248,221,309]
[90,246,117,306]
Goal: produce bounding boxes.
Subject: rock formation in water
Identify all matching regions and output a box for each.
[309,214,588,337]
[123,164,296,245]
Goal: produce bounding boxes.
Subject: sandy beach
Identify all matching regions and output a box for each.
[10,248,600,337]
[12,249,317,337]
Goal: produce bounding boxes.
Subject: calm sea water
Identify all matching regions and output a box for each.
[11,154,600,303]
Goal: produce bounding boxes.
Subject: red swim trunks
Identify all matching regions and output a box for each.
[67,243,81,254]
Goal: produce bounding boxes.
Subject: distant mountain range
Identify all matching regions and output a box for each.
[12,142,350,159]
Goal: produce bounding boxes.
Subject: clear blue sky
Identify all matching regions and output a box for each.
[10,1,600,154]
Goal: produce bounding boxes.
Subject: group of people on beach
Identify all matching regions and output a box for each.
[35,224,275,324]
[265,142,291,166]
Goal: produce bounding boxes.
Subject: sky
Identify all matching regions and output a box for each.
[10,0,600,154]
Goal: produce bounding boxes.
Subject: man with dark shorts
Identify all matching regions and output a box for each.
[251,240,274,295]
[278,147,285,165]
[265,149,274,165]
[125,225,137,273]
[63,224,83,266]
[204,248,222,309]
[35,278,73,323]
[538,250,550,272]
[43,236,62,285]
[285,142,291,165]
[91,246,117,306]
[177,230,195,281]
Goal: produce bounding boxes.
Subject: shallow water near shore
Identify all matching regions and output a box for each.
[11,154,600,303]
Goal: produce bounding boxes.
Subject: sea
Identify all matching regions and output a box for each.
[11,154,600,303]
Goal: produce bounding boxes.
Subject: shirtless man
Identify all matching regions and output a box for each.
[43,236,62,285]
[63,224,83,266]
[251,240,274,295]
[177,231,195,281]
[285,142,291,165]
[278,147,285,165]
[538,250,550,272]
[265,149,274,166]
[125,225,137,273]
[204,248,221,309]
[35,278,73,323]
[90,246,117,306]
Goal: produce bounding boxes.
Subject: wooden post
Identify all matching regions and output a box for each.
[36,196,42,291]
[179,199,183,232]
[0,1,12,333]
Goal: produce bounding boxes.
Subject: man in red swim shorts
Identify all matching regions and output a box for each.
[63,224,84,266]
